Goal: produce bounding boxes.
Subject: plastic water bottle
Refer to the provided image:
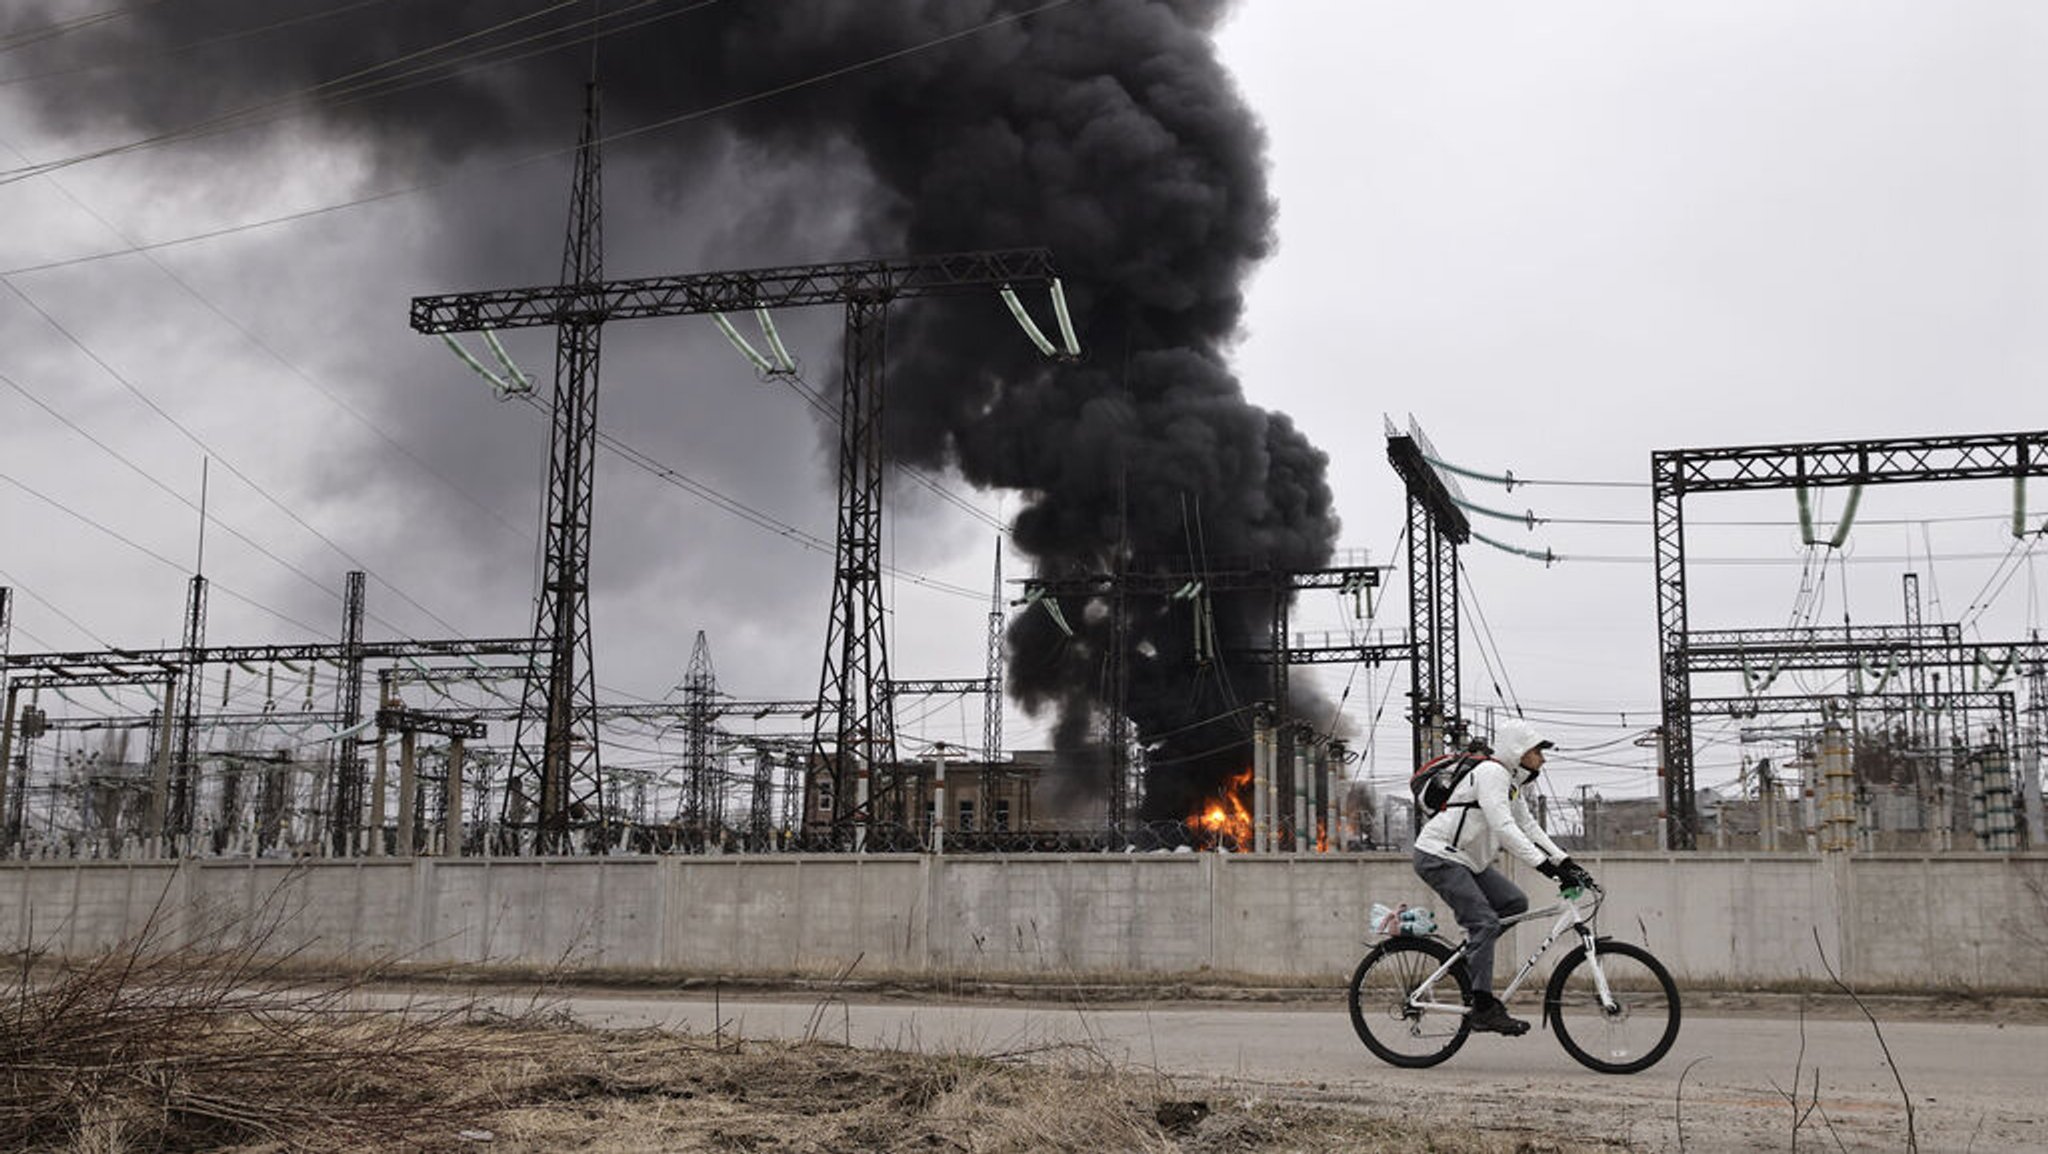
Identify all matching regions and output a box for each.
[1368,902,1397,935]
[1397,906,1437,936]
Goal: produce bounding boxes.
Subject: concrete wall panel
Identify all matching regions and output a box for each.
[4,853,2046,992]
[931,856,1218,975]
[1844,855,2048,989]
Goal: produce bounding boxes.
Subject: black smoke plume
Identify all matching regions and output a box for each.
[2,0,1340,822]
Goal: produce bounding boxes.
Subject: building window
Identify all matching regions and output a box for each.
[993,798,1011,832]
[816,780,833,814]
[957,798,976,832]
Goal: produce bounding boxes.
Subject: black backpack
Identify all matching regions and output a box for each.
[1410,752,1488,817]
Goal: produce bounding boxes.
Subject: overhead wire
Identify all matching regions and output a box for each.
[1,1,394,84]
[0,0,1084,276]
[0,566,114,648]
[0,472,328,636]
[0,276,468,639]
[1324,518,1406,742]
[765,352,1007,533]
[504,391,982,601]
[1455,555,1520,716]
[0,1,163,56]
[0,0,598,186]
[0,371,359,600]
[0,133,533,547]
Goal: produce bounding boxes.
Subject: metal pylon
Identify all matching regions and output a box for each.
[680,630,716,843]
[814,298,895,839]
[510,82,607,853]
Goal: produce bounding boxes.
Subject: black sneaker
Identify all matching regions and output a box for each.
[1466,995,1530,1036]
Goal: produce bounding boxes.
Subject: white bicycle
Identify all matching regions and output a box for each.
[1347,884,1681,1074]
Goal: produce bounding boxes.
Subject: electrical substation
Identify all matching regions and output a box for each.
[7,9,2048,1152]
[2,87,2044,867]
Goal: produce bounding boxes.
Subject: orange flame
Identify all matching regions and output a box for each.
[1187,768,1254,851]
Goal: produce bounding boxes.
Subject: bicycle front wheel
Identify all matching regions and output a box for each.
[1347,936,1472,1068]
[1544,939,1681,1074]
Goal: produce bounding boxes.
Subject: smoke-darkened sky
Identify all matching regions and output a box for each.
[1,1,2044,827]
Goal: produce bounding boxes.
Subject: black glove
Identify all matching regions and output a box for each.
[1535,859,1564,880]
[1561,860,1597,891]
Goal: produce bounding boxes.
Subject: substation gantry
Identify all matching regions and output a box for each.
[0,570,538,855]
[1653,430,2048,849]
[1385,419,1471,774]
[411,243,1056,852]
[412,87,1061,851]
[412,105,1060,849]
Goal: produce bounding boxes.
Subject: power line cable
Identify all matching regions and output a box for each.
[0,134,533,547]
[765,356,1006,532]
[1455,555,1520,714]
[0,472,328,636]
[0,274,466,638]
[0,370,351,596]
[1,1,399,87]
[1419,452,1647,491]
[505,391,982,600]
[0,1,163,56]
[0,566,113,648]
[0,0,595,185]
[0,0,1080,273]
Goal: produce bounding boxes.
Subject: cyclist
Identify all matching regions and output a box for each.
[1412,717,1595,1035]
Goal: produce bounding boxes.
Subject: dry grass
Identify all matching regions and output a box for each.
[427,1022,1573,1154]
[2,912,1581,1153]
[0,914,482,1152]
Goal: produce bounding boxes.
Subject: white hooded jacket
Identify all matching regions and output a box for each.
[1414,717,1570,873]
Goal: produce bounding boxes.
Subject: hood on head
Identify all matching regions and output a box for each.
[1491,717,1554,775]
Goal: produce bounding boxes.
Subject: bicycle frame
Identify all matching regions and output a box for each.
[1406,887,1609,1017]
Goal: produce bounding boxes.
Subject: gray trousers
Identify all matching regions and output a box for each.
[1412,849,1528,995]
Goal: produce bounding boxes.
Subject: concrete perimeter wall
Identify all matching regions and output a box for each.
[3,852,2043,992]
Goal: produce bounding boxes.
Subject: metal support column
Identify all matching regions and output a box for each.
[171,575,207,845]
[330,571,366,855]
[816,297,896,844]
[1651,454,1698,849]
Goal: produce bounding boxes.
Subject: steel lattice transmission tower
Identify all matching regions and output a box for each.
[680,630,716,842]
[984,541,1003,765]
[516,82,609,852]
[426,84,611,853]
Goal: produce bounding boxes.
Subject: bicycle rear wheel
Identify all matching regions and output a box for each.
[1544,939,1681,1074]
[1347,936,1471,1068]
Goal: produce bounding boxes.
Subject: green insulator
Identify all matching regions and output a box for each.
[711,312,773,374]
[1827,485,1864,549]
[1050,278,1081,357]
[998,285,1057,356]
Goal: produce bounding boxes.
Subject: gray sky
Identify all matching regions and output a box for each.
[1,1,2044,823]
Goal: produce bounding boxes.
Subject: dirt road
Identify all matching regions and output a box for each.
[516,987,2044,1152]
